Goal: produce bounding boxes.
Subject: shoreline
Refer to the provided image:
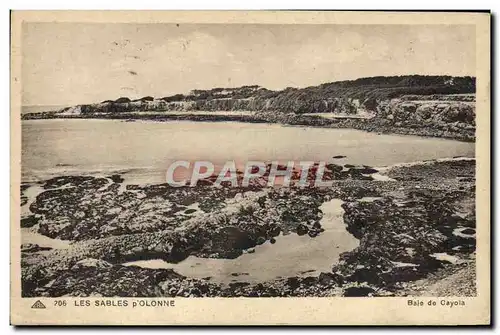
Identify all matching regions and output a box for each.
[20,156,476,185]
[21,112,475,142]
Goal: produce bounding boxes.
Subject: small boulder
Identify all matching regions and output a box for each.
[21,243,52,253]
[71,258,113,270]
[21,215,39,228]
[358,167,379,174]
[318,272,343,286]
[343,286,376,297]
[296,224,309,236]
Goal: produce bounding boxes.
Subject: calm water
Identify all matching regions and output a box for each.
[20,119,475,282]
[124,199,358,284]
[21,119,475,183]
[21,105,69,114]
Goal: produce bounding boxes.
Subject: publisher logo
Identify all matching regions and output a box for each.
[31,300,46,309]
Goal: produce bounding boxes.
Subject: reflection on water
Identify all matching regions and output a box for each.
[123,199,359,283]
[21,228,71,249]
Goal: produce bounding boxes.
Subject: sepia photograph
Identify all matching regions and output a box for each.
[10,10,491,325]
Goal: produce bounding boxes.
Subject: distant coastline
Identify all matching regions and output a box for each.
[22,75,476,142]
[21,105,70,114]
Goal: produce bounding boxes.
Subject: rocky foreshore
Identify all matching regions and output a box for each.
[21,159,476,297]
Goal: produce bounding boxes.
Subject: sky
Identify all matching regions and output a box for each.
[22,23,476,106]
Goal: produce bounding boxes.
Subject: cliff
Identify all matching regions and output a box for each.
[22,75,476,141]
[30,75,474,115]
